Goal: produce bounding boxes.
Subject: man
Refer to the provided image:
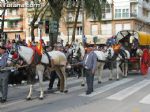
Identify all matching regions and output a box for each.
[74,47,97,95]
[48,44,61,91]
[0,46,9,103]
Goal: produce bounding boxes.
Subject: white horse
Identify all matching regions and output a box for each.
[14,46,68,100]
[81,46,130,86]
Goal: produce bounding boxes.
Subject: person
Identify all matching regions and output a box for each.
[140,48,150,77]
[0,46,9,103]
[48,44,61,91]
[73,47,97,95]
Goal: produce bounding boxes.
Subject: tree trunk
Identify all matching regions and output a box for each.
[1,0,7,33]
[48,0,64,47]
[31,26,35,42]
[71,0,81,44]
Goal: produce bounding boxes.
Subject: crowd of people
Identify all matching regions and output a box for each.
[0,37,150,103]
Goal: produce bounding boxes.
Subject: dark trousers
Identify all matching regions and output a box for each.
[0,71,9,100]
[84,69,94,92]
[49,71,60,89]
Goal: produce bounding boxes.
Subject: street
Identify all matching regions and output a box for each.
[1,69,150,112]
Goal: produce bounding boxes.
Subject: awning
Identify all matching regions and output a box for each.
[116,30,150,46]
[138,32,150,45]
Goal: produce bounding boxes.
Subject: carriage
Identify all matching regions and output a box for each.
[115,30,150,73]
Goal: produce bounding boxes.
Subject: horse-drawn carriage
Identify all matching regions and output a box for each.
[115,30,150,73]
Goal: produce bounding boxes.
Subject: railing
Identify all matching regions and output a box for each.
[4,26,23,32]
[130,0,138,3]
[5,14,23,20]
[143,1,150,10]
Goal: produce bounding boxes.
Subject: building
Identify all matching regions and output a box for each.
[0,0,26,41]
[59,0,150,44]
[1,0,150,45]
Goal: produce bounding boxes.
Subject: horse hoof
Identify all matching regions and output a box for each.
[81,84,85,86]
[26,97,31,101]
[64,90,68,93]
[98,81,101,84]
[39,97,43,100]
[124,76,127,78]
[60,90,63,93]
[116,78,119,81]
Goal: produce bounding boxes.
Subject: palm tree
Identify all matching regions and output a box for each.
[71,0,106,43]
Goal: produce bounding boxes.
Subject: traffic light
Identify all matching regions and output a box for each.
[45,20,49,34]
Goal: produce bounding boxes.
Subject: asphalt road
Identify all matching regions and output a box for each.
[1,69,150,112]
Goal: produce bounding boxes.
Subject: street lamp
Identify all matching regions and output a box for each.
[38,21,43,40]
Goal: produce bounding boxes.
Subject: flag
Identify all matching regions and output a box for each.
[36,39,43,55]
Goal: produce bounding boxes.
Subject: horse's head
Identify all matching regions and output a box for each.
[105,47,114,59]
[17,46,34,65]
[7,50,20,66]
[136,48,143,57]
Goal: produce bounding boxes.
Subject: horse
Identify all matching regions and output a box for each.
[66,43,85,78]
[8,46,68,100]
[80,45,130,86]
[106,45,130,79]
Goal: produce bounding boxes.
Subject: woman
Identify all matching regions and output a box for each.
[141,48,150,77]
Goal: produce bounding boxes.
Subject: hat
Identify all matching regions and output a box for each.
[0,46,6,50]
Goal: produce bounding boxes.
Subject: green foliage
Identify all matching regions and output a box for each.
[84,0,106,21]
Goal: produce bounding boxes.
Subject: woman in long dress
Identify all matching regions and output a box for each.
[141,48,150,77]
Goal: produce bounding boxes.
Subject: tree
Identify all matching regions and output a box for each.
[70,0,106,43]
[0,0,8,45]
[29,0,49,42]
[47,0,66,46]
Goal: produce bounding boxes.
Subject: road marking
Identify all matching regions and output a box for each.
[79,78,133,97]
[139,94,150,104]
[0,100,24,108]
[107,79,150,101]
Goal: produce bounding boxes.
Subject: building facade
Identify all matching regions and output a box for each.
[0,0,150,44]
[59,0,150,44]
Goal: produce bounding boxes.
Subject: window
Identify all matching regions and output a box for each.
[78,12,82,22]
[115,24,122,34]
[68,26,82,36]
[91,25,98,35]
[122,9,129,18]
[68,27,73,36]
[7,21,18,28]
[76,26,82,35]
[101,24,112,35]
[68,12,74,22]
[123,23,131,30]
[115,9,121,18]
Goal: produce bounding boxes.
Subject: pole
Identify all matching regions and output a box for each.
[40,28,42,40]
[67,9,70,43]
[82,0,85,46]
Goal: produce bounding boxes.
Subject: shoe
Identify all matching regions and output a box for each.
[86,91,92,95]
[1,99,6,103]
[47,87,52,90]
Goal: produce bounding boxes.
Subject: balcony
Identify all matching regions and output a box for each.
[5,14,23,21]
[130,0,138,3]
[4,26,23,32]
[65,17,82,23]
[143,1,150,10]
[130,12,137,18]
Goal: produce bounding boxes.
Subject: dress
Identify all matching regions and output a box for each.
[141,49,150,75]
